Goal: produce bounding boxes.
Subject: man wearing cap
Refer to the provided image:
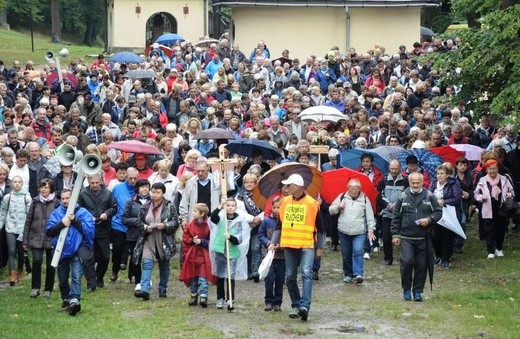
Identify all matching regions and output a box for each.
[401,155,430,188]
[58,81,77,111]
[269,174,324,321]
[87,74,101,103]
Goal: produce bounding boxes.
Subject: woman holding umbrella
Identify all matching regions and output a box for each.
[429,163,462,269]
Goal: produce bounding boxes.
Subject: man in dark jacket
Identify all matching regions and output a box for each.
[78,174,117,290]
[391,172,442,302]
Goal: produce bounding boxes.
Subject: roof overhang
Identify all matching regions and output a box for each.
[212,1,439,8]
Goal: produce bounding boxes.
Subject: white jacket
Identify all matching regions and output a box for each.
[329,192,375,236]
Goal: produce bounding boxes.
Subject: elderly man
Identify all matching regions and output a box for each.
[283,110,308,141]
[31,107,52,141]
[110,168,139,282]
[267,116,290,148]
[26,142,52,184]
[9,149,38,197]
[179,158,220,228]
[101,113,121,141]
[377,160,408,265]
[165,123,184,149]
[391,172,442,302]
[269,174,324,321]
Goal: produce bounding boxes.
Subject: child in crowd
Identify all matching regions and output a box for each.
[179,203,216,308]
[209,198,250,311]
[258,196,285,311]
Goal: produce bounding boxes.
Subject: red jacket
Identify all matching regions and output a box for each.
[179,218,216,287]
[354,165,384,187]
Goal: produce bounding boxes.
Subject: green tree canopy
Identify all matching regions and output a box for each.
[426,0,520,127]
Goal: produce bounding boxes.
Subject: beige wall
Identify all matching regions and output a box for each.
[232,8,347,61]
[109,0,206,51]
[349,7,421,54]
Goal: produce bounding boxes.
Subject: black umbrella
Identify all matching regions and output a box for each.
[421,26,435,37]
[225,138,281,160]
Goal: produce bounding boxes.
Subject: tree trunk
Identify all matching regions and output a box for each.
[83,15,94,45]
[501,0,516,10]
[50,0,61,42]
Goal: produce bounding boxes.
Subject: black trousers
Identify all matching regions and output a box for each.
[127,240,141,283]
[400,238,432,293]
[78,245,97,289]
[482,216,507,254]
[94,237,111,283]
[31,248,55,291]
[382,217,394,263]
[110,229,127,274]
[217,277,235,301]
[432,224,455,261]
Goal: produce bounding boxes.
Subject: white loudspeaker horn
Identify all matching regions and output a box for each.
[57,144,83,167]
[59,48,69,58]
[79,154,102,175]
[45,51,54,61]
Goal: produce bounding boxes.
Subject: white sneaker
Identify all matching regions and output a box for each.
[363,253,370,260]
[495,250,504,257]
[216,298,225,309]
[373,247,379,253]
[134,283,141,291]
[487,253,495,259]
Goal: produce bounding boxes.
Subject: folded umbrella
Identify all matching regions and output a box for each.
[225,138,281,160]
[438,205,467,239]
[339,148,389,174]
[252,163,323,210]
[449,144,485,161]
[320,168,378,212]
[430,146,465,166]
[107,140,162,155]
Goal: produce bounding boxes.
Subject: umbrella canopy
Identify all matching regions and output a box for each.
[225,138,281,160]
[252,163,323,210]
[194,38,220,49]
[421,26,435,37]
[339,148,389,174]
[155,33,185,46]
[144,44,174,58]
[107,140,161,155]
[397,148,443,179]
[299,106,347,123]
[193,128,234,140]
[320,168,378,212]
[123,69,155,79]
[46,72,78,87]
[108,51,142,64]
[430,146,465,166]
[449,144,485,161]
[368,145,405,162]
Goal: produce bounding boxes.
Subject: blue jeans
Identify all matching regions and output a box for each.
[140,258,170,294]
[190,276,208,297]
[285,248,314,311]
[265,258,285,305]
[57,254,83,304]
[339,232,366,278]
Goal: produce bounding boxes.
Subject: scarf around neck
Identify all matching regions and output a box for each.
[487,175,501,200]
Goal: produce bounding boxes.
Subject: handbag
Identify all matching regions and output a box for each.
[498,197,517,217]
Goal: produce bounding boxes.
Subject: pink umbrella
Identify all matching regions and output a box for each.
[46,72,78,87]
[107,140,161,155]
[449,144,486,161]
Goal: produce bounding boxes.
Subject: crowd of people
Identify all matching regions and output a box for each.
[0,34,519,319]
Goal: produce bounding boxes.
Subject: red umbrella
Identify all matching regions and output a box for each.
[46,72,78,87]
[144,44,174,58]
[320,168,378,212]
[429,146,465,166]
[107,140,161,155]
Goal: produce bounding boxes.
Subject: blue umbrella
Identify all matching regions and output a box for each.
[368,145,405,162]
[155,33,185,46]
[397,148,443,179]
[108,51,142,64]
[339,148,389,174]
[225,138,281,160]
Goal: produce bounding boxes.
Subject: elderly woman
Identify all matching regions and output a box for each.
[176,149,201,179]
[23,178,59,298]
[133,182,179,300]
[149,159,179,203]
[329,178,376,284]
[429,163,462,269]
[474,159,515,259]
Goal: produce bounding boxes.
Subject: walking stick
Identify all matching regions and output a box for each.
[224,216,233,309]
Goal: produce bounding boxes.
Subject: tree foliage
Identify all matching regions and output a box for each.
[426,0,520,127]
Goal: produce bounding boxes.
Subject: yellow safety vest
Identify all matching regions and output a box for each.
[279,194,319,249]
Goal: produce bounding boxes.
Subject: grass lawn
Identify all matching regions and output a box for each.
[0,28,103,68]
[0,222,519,337]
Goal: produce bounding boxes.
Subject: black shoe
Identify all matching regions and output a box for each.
[227,301,234,311]
[86,286,96,293]
[453,247,463,254]
[252,273,260,283]
[120,264,127,271]
[312,270,319,281]
[134,291,150,301]
[159,292,167,298]
[61,300,70,311]
[384,260,393,265]
[199,297,208,308]
[330,244,338,251]
[68,302,81,316]
[110,272,118,282]
[188,294,198,306]
[298,307,308,321]
[434,257,441,265]
[97,280,105,288]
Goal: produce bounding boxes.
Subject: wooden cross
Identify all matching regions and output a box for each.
[207,144,240,199]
